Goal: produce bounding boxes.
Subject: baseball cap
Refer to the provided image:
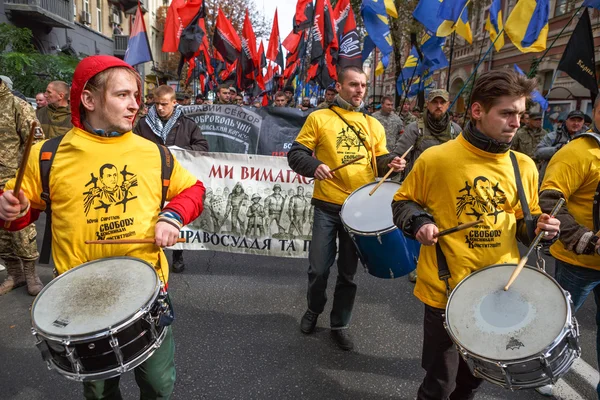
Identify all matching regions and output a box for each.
[427,89,449,102]
[0,75,13,90]
[567,110,585,120]
[529,112,543,120]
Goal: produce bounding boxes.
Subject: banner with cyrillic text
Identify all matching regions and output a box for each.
[171,150,314,258]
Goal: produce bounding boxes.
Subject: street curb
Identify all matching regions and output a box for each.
[557,358,599,400]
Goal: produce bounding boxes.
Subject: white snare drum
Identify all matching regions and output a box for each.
[445,264,580,390]
[31,257,169,381]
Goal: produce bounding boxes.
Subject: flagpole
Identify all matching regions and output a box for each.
[449,29,504,110]
[461,30,488,129]
[446,32,456,92]
[527,5,585,78]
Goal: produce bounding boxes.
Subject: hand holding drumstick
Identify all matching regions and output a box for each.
[312,155,365,181]
[416,219,484,246]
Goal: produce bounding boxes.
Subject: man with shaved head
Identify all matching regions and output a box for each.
[36,80,72,138]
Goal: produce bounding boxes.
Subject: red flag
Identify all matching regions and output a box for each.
[162,0,203,52]
[294,0,314,33]
[213,8,242,64]
[333,0,350,40]
[258,41,267,69]
[266,9,280,62]
[282,30,302,53]
[240,9,259,89]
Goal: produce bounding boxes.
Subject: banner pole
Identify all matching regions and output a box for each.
[446,32,455,91]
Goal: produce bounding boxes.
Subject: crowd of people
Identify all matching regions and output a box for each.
[0,55,599,400]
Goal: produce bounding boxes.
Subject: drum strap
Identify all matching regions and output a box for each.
[39,135,65,264]
[509,151,536,242]
[435,243,452,298]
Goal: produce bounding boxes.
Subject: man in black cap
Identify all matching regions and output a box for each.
[512,112,548,159]
[195,94,204,105]
[535,110,586,179]
[283,86,297,108]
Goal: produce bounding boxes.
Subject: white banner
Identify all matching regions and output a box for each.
[172,150,314,258]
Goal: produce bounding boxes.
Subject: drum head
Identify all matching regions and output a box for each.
[446,264,569,361]
[32,257,160,338]
[341,181,400,233]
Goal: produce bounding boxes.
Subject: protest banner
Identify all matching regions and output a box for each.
[172,150,314,258]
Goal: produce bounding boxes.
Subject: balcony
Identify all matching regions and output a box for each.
[4,0,74,29]
[113,34,129,57]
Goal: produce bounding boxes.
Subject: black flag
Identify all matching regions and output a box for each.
[557,8,598,100]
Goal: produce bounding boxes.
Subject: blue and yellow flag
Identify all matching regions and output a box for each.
[397,35,448,93]
[361,0,394,73]
[505,0,549,53]
[414,0,472,43]
[485,0,504,51]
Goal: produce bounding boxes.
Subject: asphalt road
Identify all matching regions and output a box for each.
[0,223,597,400]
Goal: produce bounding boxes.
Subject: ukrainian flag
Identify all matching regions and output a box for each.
[485,0,504,51]
[361,0,395,74]
[505,0,550,53]
[414,0,472,43]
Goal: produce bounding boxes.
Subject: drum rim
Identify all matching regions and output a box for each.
[340,180,400,234]
[445,263,572,363]
[31,256,161,342]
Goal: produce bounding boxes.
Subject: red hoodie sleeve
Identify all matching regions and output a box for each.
[162,180,205,225]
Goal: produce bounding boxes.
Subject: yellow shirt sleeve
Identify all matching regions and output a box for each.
[540,145,585,199]
[295,113,318,151]
[165,156,200,201]
[393,155,427,207]
[5,141,45,211]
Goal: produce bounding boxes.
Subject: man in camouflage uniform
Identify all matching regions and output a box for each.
[512,112,548,160]
[397,98,417,126]
[372,96,404,152]
[36,81,72,139]
[0,78,44,296]
[393,89,462,283]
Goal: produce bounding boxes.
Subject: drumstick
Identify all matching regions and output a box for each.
[308,155,365,183]
[369,145,413,196]
[504,198,565,291]
[5,122,38,229]
[85,238,187,245]
[434,219,484,238]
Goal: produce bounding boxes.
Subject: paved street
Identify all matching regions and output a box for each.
[0,222,597,399]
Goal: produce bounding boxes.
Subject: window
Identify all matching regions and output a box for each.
[84,0,89,14]
[554,0,574,17]
[97,0,102,32]
[73,2,76,19]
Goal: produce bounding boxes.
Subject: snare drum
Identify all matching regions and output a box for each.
[445,264,580,390]
[340,180,420,279]
[31,257,170,382]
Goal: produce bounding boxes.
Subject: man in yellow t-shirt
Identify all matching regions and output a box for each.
[539,96,600,398]
[287,66,406,351]
[392,70,559,399]
[0,55,205,400]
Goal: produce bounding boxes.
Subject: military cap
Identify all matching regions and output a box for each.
[427,89,449,102]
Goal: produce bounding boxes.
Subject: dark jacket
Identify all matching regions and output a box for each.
[134,113,209,151]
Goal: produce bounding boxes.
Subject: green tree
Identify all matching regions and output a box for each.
[0,24,79,98]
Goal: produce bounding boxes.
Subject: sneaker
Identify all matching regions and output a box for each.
[0,264,5,272]
[331,329,354,351]
[408,269,417,283]
[300,310,318,334]
[535,385,553,397]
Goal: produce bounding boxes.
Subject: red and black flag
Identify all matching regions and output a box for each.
[240,9,259,90]
[162,0,204,52]
[294,0,314,33]
[333,0,350,40]
[557,8,598,100]
[337,6,361,69]
[307,0,338,87]
[266,9,281,62]
[213,8,242,65]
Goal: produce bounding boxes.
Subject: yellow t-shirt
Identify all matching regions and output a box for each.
[295,106,389,205]
[394,134,541,309]
[540,135,600,270]
[6,127,198,282]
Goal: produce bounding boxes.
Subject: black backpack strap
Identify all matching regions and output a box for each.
[510,151,535,242]
[157,144,174,209]
[39,136,64,264]
[436,243,452,298]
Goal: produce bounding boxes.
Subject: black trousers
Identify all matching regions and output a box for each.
[417,305,484,400]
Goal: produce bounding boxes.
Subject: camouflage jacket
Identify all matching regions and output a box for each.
[36,103,72,139]
[0,82,41,188]
[372,110,404,152]
[400,111,417,126]
[512,126,548,159]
